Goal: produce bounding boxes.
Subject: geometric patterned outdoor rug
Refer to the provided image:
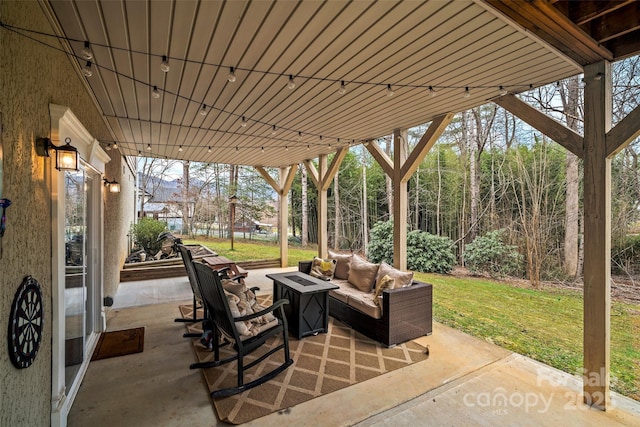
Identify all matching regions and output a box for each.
[180,296,429,424]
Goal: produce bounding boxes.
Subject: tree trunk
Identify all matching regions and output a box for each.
[466,112,480,242]
[301,164,308,246]
[181,161,190,235]
[560,76,581,278]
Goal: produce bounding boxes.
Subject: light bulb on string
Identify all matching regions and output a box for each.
[208,147,212,153]
[386,84,394,97]
[81,41,92,60]
[82,61,93,77]
[464,87,470,98]
[146,143,151,151]
[285,146,289,151]
[429,86,436,97]
[152,86,160,99]
[178,145,183,152]
[338,80,347,95]
[499,86,508,96]
[160,55,170,72]
[287,75,296,90]
[271,125,277,135]
[241,116,247,127]
[199,104,208,116]
[228,67,236,82]
[113,142,118,150]
[105,143,112,151]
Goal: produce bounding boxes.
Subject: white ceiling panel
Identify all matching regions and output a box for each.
[45,0,582,167]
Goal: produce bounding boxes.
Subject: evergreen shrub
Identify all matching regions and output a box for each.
[130,218,167,255]
[367,220,456,274]
[465,229,522,278]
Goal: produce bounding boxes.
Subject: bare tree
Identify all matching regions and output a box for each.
[137,157,179,217]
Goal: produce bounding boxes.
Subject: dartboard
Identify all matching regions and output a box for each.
[8,276,44,369]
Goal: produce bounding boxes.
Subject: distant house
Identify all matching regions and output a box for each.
[137,176,194,231]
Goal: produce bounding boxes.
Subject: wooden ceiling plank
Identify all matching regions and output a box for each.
[585,2,640,43]
[568,0,635,25]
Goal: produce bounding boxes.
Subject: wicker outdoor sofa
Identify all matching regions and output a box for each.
[298,252,433,347]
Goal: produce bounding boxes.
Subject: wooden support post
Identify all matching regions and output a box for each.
[582,61,611,410]
[255,165,297,268]
[317,155,328,258]
[392,129,408,271]
[279,167,289,268]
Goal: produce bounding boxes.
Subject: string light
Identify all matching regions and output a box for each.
[0,23,566,155]
[105,143,111,151]
[1,23,554,99]
[208,146,212,153]
[499,86,508,96]
[199,104,207,116]
[178,145,183,152]
[146,143,151,150]
[287,75,296,90]
[160,55,170,72]
[271,125,277,135]
[464,87,470,98]
[82,61,93,77]
[228,67,236,82]
[81,41,92,60]
[152,85,160,99]
[113,142,118,150]
[241,116,247,127]
[285,146,289,151]
[338,80,347,95]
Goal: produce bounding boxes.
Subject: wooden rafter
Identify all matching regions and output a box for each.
[400,113,453,182]
[606,103,640,157]
[494,94,584,157]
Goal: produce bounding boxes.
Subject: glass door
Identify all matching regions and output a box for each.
[64,168,86,385]
[63,166,98,386]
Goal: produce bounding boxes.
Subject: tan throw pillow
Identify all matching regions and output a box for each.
[375,262,414,289]
[309,257,337,280]
[348,254,379,292]
[373,274,394,306]
[328,249,352,280]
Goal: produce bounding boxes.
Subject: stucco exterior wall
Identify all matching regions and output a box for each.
[0,1,112,425]
[103,152,136,302]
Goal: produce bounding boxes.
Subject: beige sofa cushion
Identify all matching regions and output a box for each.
[328,249,352,280]
[348,254,379,292]
[347,292,382,319]
[328,279,353,304]
[375,262,414,289]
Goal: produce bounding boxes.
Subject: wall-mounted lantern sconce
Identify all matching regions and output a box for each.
[36,137,79,171]
[103,178,121,193]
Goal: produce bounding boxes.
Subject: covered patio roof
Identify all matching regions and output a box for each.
[42,0,630,168]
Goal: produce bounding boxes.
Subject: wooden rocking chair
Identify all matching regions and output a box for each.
[175,245,206,338]
[191,261,293,398]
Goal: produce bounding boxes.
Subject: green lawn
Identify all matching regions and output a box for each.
[186,237,640,400]
[417,271,640,400]
[183,237,317,267]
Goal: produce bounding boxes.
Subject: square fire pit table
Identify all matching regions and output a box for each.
[266,271,338,339]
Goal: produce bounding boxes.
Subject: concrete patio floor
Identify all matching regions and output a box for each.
[69,269,640,426]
